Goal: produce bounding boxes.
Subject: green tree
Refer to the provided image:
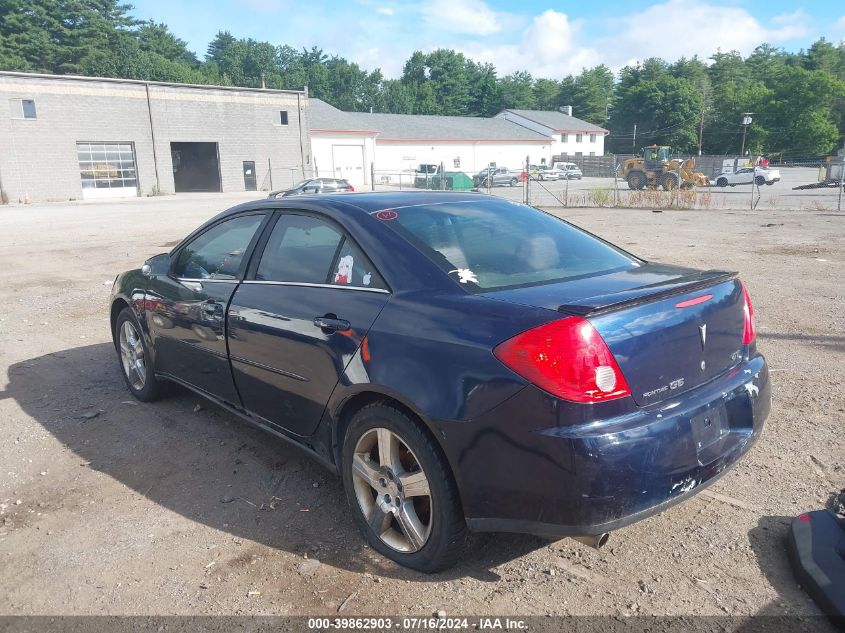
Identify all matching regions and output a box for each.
[568,65,614,126]
[137,20,197,66]
[532,78,560,111]
[498,71,535,109]
[608,59,703,154]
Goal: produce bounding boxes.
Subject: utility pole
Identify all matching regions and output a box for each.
[740,112,754,158]
[632,123,637,153]
[698,85,707,156]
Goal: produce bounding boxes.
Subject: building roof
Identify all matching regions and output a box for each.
[0,70,306,96]
[502,109,608,134]
[311,99,550,142]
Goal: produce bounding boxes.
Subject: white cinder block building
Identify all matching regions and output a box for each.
[311,99,608,187]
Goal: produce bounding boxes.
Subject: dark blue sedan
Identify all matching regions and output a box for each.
[109,192,770,572]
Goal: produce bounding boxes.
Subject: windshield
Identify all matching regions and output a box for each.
[372,199,638,291]
[290,179,313,189]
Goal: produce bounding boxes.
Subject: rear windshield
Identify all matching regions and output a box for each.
[372,199,638,291]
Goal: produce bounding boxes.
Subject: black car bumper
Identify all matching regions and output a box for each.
[441,354,770,537]
[788,510,845,622]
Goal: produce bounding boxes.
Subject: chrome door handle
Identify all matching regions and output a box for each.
[313,316,351,332]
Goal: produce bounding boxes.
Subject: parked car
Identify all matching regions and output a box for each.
[714,167,781,187]
[529,165,563,180]
[414,164,441,188]
[553,162,583,180]
[268,178,354,198]
[472,166,521,187]
[111,192,769,572]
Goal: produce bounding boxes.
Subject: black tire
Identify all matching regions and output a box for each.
[627,170,647,190]
[755,175,766,186]
[342,403,467,573]
[661,172,681,190]
[509,177,518,187]
[113,307,166,402]
[716,177,728,187]
[766,181,775,186]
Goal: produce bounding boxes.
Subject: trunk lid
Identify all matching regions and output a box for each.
[482,263,746,406]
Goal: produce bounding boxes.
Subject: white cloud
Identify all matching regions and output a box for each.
[420,0,504,36]
[826,15,845,42]
[605,1,811,68]
[240,0,819,82]
[458,10,600,78]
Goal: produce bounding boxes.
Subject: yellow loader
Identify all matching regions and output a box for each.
[618,145,710,190]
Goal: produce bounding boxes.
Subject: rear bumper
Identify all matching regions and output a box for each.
[443,354,770,537]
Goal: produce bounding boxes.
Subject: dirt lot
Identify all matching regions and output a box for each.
[0,193,843,621]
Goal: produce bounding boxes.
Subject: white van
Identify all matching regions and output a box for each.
[552,162,583,180]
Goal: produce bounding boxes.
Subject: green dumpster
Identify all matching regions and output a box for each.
[425,171,474,191]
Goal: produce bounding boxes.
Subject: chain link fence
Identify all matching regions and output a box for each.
[259,164,313,192]
[522,156,843,212]
[365,156,843,212]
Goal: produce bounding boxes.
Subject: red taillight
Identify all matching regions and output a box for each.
[347,184,355,192]
[493,317,631,403]
[741,281,756,344]
[676,294,713,308]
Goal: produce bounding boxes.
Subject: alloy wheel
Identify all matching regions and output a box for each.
[351,427,433,552]
[119,320,146,390]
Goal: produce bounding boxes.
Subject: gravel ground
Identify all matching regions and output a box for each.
[0,193,843,621]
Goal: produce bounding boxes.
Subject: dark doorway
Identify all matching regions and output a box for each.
[170,142,221,192]
[242,161,257,191]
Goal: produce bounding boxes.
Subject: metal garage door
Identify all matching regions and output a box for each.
[331,145,365,184]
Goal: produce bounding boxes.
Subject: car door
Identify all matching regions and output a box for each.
[734,168,752,184]
[145,212,268,404]
[227,212,391,436]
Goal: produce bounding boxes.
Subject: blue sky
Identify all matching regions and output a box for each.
[129,0,844,78]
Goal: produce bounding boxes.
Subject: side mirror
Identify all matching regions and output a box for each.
[142,252,171,278]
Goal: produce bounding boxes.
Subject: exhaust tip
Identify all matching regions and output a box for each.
[571,533,610,550]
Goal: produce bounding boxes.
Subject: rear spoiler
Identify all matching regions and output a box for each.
[558,270,738,317]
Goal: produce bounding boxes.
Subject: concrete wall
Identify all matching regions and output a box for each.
[0,73,310,202]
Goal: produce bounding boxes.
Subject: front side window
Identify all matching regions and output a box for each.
[256,214,387,289]
[372,199,637,292]
[174,214,265,280]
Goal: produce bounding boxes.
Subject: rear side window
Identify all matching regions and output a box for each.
[373,199,637,291]
[257,215,342,283]
[255,214,387,290]
[174,214,265,280]
[331,239,387,290]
